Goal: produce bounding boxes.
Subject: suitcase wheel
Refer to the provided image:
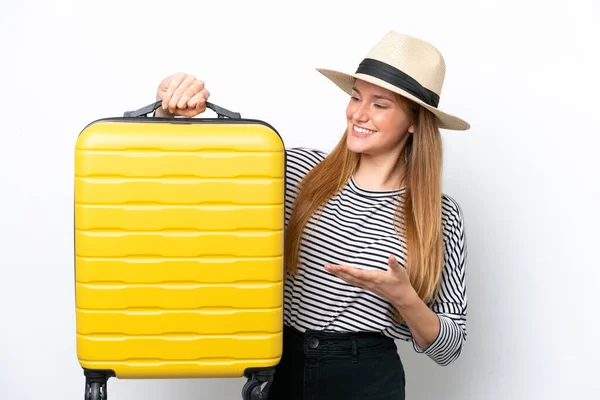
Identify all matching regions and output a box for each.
[85,381,106,400]
[242,367,276,400]
[242,379,263,400]
[83,369,112,400]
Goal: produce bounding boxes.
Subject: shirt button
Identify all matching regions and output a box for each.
[308,337,319,349]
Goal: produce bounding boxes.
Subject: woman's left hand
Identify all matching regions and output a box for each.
[325,255,416,306]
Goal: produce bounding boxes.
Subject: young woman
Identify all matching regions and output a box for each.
[153,31,469,400]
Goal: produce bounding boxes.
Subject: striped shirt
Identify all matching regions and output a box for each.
[283,147,468,366]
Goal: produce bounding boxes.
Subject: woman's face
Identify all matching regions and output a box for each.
[345,79,414,156]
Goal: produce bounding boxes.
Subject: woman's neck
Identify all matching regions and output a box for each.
[353,151,407,191]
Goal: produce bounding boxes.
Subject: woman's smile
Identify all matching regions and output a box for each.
[352,124,377,137]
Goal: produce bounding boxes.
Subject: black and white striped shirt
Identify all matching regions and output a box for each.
[283,147,468,366]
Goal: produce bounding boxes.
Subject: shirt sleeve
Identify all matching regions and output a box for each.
[284,147,328,201]
[412,197,468,366]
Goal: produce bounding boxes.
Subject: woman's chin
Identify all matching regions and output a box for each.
[346,136,371,154]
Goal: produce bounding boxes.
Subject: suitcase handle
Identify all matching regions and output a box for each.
[124,100,241,119]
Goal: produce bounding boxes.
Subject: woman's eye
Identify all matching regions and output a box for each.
[351,96,360,101]
[374,104,387,109]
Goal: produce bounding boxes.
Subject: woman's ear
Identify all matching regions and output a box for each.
[408,124,415,134]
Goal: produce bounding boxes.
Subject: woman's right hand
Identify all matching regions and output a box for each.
[155,72,210,118]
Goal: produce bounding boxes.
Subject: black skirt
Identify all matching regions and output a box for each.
[268,325,405,400]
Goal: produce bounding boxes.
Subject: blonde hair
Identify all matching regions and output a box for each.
[285,94,444,307]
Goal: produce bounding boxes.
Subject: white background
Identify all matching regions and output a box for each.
[1,0,599,399]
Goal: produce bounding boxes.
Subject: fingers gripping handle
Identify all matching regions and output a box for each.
[124,100,241,119]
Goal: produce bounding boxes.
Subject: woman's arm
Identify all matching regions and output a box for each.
[393,290,441,350]
[326,198,468,367]
[399,201,468,366]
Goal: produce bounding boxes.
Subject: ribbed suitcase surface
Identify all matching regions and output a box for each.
[74,119,285,379]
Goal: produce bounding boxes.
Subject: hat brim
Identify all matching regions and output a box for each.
[316,68,470,131]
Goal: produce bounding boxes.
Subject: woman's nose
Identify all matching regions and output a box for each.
[353,103,369,122]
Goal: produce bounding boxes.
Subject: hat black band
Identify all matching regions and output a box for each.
[355,58,440,108]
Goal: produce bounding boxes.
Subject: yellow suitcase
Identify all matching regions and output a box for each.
[74,100,285,400]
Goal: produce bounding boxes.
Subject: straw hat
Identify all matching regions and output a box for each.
[317,30,470,131]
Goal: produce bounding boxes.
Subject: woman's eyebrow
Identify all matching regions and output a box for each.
[351,87,393,101]
[373,94,394,101]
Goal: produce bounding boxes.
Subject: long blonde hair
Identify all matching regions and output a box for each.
[285,94,445,306]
